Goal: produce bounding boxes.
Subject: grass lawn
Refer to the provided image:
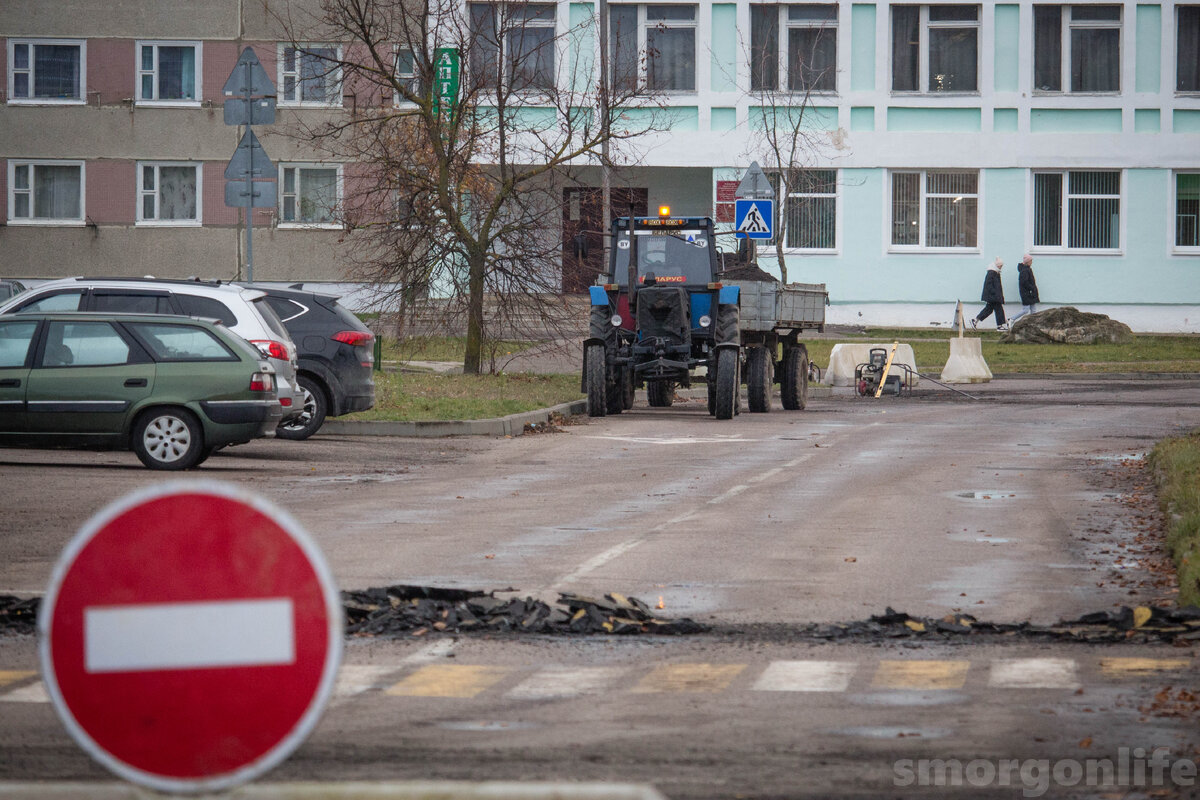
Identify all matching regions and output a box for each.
[379,336,535,363]
[344,372,582,422]
[1149,431,1200,606]
[805,329,1200,374]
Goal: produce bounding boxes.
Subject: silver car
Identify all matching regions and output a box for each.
[0,278,305,419]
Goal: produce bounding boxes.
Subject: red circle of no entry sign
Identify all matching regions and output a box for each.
[38,480,342,793]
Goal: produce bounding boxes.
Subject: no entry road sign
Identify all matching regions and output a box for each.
[38,481,342,793]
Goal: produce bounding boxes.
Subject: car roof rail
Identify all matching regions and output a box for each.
[72,276,229,287]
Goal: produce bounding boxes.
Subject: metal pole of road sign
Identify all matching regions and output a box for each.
[222,46,277,283]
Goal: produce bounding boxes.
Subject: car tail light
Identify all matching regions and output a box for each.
[251,339,290,360]
[250,372,273,392]
[333,330,373,347]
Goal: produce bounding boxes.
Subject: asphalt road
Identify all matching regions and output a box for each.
[2,375,1199,798]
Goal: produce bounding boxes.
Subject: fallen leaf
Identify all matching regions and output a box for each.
[904,620,926,633]
[484,554,495,559]
[845,557,857,563]
[1079,737,1093,748]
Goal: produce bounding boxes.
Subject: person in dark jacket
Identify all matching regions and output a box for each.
[971,257,1007,330]
[1010,254,1040,324]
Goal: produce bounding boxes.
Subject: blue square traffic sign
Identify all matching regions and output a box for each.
[735,199,773,239]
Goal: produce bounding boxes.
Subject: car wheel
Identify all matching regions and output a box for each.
[277,376,328,440]
[133,408,205,470]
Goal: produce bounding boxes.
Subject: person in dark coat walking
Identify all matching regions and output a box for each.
[971,257,1007,330]
[1010,254,1040,324]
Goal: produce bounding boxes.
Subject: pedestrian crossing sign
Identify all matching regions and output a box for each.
[735,199,773,240]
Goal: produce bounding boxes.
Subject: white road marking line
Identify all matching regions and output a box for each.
[748,468,783,484]
[753,661,857,692]
[84,598,294,673]
[784,454,815,468]
[506,666,626,700]
[1,682,49,703]
[709,485,749,504]
[988,658,1080,689]
[552,538,644,588]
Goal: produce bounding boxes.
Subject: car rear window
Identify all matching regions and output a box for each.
[47,321,131,367]
[252,297,292,340]
[127,322,238,362]
[175,294,238,327]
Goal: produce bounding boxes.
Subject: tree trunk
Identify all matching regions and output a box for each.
[463,250,487,374]
[775,233,789,285]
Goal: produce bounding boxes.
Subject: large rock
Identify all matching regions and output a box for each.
[1004,307,1133,344]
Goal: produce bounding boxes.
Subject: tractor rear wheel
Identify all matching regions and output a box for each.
[714,348,740,420]
[746,346,771,413]
[647,380,675,407]
[585,343,607,417]
[781,345,810,410]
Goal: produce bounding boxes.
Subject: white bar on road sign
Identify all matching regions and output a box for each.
[84,599,295,673]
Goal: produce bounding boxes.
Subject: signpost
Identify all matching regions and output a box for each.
[433,47,460,124]
[223,47,277,282]
[38,482,342,793]
[734,161,775,243]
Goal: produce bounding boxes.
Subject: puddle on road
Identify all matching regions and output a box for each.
[1089,452,1146,462]
[848,692,968,707]
[438,720,541,731]
[952,490,1019,501]
[830,726,952,740]
[946,532,1013,545]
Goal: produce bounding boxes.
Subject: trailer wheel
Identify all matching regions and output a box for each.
[781,345,809,411]
[746,346,771,413]
[714,348,740,420]
[648,380,675,407]
[585,343,607,417]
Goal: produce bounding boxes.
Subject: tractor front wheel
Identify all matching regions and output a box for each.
[647,380,675,407]
[585,343,607,417]
[714,348,740,420]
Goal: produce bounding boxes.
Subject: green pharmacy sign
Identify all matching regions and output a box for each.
[433,47,460,121]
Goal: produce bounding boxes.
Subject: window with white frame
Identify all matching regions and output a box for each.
[468,3,557,92]
[136,42,200,104]
[7,39,85,103]
[891,5,978,93]
[1175,172,1199,250]
[279,165,341,226]
[1033,170,1120,250]
[8,161,84,223]
[890,170,978,248]
[136,163,200,224]
[394,45,421,104]
[1179,6,1200,93]
[781,169,837,250]
[1034,5,1121,93]
[610,4,697,92]
[750,5,838,93]
[278,44,342,105]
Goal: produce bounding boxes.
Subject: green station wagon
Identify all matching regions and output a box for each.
[0,313,283,469]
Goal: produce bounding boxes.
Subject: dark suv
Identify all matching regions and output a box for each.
[252,285,376,439]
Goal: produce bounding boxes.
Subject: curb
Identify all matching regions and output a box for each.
[318,400,588,438]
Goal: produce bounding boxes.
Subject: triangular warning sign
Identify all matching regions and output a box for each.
[740,203,770,234]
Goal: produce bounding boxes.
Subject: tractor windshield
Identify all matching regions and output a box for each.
[612,230,715,287]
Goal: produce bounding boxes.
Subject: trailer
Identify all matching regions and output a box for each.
[580,210,827,420]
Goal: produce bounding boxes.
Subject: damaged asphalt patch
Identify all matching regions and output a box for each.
[7,588,1200,644]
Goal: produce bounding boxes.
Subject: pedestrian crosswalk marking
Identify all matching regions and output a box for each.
[385,664,510,698]
[872,660,969,690]
[335,665,403,698]
[753,661,856,692]
[633,663,746,694]
[988,658,1079,689]
[507,666,626,700]
[1100,657,1192,676]
[1,681,48,703]
[0,670,35,689]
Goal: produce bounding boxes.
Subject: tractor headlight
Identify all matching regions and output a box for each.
[699,315,712,328]
[611,314,623,327]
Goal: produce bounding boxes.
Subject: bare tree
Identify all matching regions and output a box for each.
[742,7,840,285]
[269,0,666,373]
